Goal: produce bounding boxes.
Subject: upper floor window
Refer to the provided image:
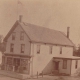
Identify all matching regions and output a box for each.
[75,60,78,69]
[20,31,24,40]
[50,46,52,54]
[10,43,14,52]
[37,45,40,54]
[60,47,62,54]
[12,32,16,40]
[21,44,25,53]
[63,59,67,69]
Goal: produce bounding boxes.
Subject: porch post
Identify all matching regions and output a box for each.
[5,56,7,70]
[12,57,15,72]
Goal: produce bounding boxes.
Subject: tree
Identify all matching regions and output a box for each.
[73,44,80,56]
[0,35,6,53]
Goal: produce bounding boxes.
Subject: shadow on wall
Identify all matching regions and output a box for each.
[41,58,54,75]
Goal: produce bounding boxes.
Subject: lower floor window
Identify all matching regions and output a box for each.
[63,60,67,69]
[75,60,78,69]
[7,57,13,65]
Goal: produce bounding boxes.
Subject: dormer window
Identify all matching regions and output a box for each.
[50,46,52,54]
[12,32,16,40]
[37,45,40,54]
[20,31,24,40]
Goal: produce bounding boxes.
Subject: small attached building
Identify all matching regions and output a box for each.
[1,16,80,77]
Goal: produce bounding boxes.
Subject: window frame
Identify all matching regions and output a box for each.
[75,60,78,69]
[10,43,14,52]
[20,31,24,40]
[7,57,13,65]
[37,45,40,54]
[12,32,16,40]
[60,46,62,54]
[50,46,53,54]
[63,59,67,69]
[21,44,25,53]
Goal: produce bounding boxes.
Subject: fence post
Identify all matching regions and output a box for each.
[37,71,38,79]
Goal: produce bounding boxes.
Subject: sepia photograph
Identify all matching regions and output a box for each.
[0,0,80,80]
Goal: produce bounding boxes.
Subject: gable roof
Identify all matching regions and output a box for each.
[4,20,74,47]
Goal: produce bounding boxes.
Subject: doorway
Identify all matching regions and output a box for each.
[13,58,20,72]
[55,61,59,70]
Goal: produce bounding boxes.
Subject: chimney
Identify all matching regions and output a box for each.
[19,15,23,22]
[67,27,70,38]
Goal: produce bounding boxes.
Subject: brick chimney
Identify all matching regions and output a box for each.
[19,15,23,22]
[67,27,70,38]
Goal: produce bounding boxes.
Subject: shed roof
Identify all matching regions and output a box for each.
[54,55,80,60]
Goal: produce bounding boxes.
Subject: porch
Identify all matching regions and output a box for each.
[1,53,31,74]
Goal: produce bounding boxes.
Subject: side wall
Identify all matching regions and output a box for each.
[5,25,31,55]
[30,43,73,75]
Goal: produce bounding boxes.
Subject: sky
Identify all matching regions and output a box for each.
[0,0,80,46]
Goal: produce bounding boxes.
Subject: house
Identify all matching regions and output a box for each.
[2,15,80,77]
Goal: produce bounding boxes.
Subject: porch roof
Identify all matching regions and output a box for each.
[3,53,31,58]
[53,55,80,60]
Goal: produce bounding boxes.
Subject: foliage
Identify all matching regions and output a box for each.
[0,35,6,52]
[73,45,80,57]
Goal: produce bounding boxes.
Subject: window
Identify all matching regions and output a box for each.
[21,44,25,53]
[13,58,20,66]
[50,46,52,54]
[60,47,62,54]
[63,60,67,69]
[20,31,24,40]
[12,32,16,40]
[2,56,5,64]
[10,43,14,52]
[37,45,40,54]
[75,60,78,69]
[7,57,12,65]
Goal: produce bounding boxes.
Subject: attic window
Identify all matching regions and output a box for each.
[21,44,25,53]
[12,32,16,40]
[37,45,40,54]
[20,31,24,40]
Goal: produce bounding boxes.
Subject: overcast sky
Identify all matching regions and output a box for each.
[0,0,80,46]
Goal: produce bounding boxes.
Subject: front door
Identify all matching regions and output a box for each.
[55,62,59,70]
[13,58,20,72]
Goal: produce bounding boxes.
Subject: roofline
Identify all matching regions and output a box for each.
[18,21,31,41]
[30,40,74,47]
[59,31,75,46]
[3,53,31,58]
[3,21,18,41]
[53,57,80,60]
[3,20,31,42]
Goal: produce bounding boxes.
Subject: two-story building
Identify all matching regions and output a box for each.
[2,15,80,77]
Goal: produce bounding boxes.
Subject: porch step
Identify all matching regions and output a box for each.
[0,70,30,79]
[53,70,59,75]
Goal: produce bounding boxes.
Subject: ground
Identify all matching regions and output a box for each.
[0,75,80,80]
